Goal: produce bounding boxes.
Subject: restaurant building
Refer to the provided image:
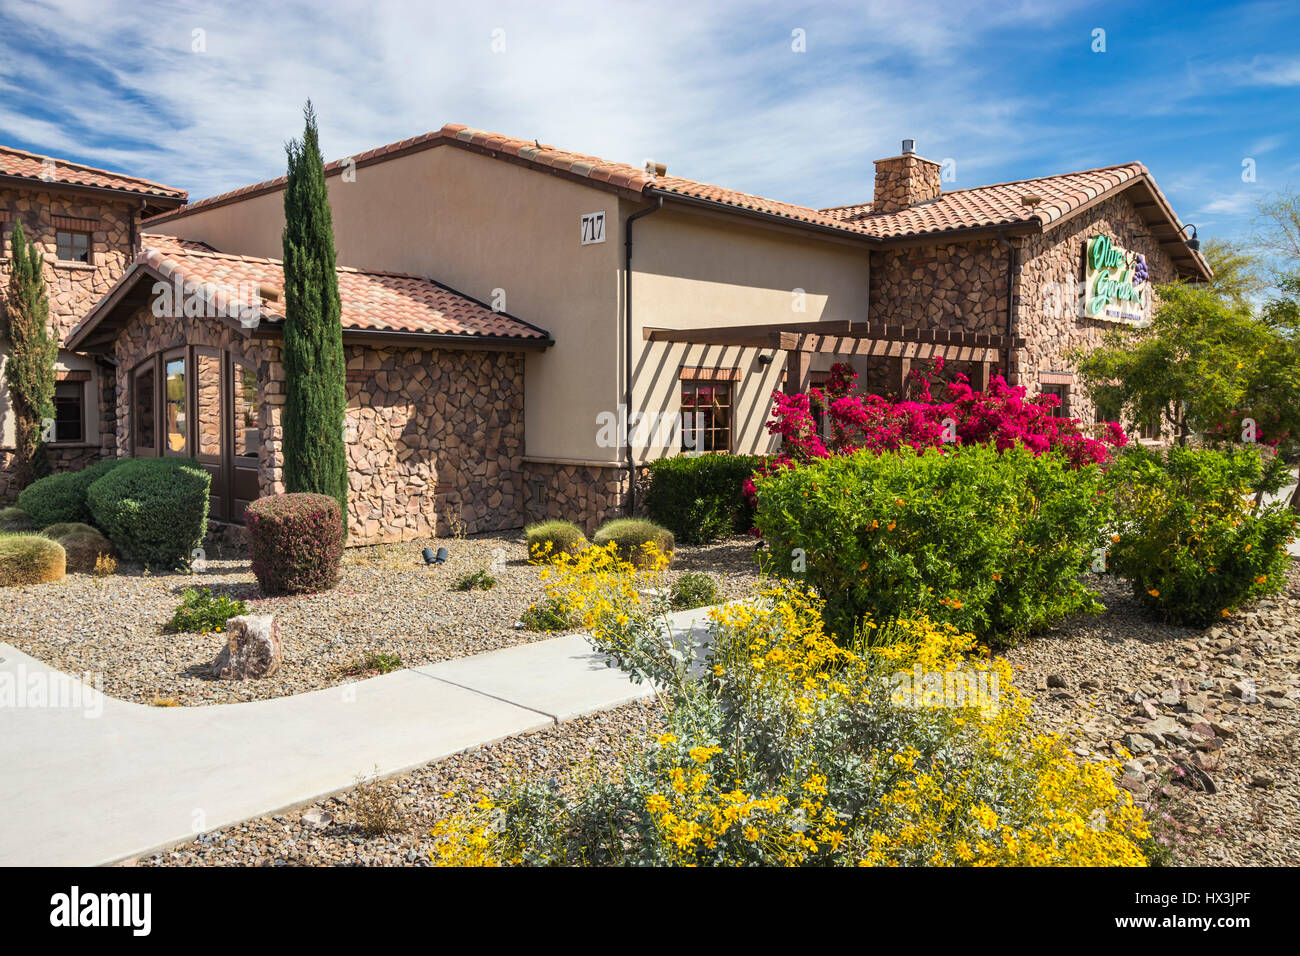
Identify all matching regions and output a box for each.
[8,127,1211,541]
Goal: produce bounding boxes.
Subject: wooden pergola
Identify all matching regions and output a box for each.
[643,320,1025,393]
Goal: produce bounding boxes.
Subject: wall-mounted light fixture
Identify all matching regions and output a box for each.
[757,353,774,366]
[1177,223,1200,252]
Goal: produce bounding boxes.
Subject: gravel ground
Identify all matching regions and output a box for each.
[0,531,762,705]
[1003,563,1300,866]
[11,521,1293,866]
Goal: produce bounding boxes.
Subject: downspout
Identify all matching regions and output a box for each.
[623,194,664,515]
[996,231,1017,381]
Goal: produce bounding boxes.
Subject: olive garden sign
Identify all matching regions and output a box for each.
[1083,234,1151,326]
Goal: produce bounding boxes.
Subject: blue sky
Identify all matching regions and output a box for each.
[1,0,1296,244]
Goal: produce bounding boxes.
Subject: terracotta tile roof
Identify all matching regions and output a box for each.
[145,125,1205,277]
[69,234,549,344]
[817,163,1151,238]
[0,144,186,206]
[148,124,860,234]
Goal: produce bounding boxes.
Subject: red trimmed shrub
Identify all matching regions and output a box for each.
[246,493,344,595]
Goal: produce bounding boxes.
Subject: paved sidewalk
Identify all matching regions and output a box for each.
[0,607,716,867]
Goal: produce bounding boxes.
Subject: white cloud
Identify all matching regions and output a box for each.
[0,0,1087,207]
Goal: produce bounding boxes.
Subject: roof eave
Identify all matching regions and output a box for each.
[0,173,186,217]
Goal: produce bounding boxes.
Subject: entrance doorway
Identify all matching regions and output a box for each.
[130,347,261,522]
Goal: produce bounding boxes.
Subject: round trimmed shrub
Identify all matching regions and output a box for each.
[17,457,122,528]
[42,522,117,573]
[86,457,210,569]
[523,519,588,562]
[0,534,66,586]
[0,506,31,531]
[592,518,675,568]
[246,493,344,595]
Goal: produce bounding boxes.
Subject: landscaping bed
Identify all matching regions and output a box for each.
[0,532,761,706]
[129,561,1300,867]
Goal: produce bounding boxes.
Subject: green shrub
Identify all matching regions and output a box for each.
[645,454,763,544]
[0,533,65,586]
[16,458,121,528]
[669,571,719,610]
[523,519,587,562]
[453,568,497,591]
[753,445,1111,646]
[246,493,345,595]
[592,518,675,569]
[520,596,573,632]
[166,586,249,634]
[1105,445,1297,627]
[0,506,31,531]
[41,522,116,573]
[86,457,210,569]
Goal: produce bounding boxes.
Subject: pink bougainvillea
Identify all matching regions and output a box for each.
[745,360,1129,505]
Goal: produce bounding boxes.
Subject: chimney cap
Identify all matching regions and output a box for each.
[901,138,916,154]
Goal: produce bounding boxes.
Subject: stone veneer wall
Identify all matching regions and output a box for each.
[1014,194,1178,423]
[867,239,1017,389]
[0,188,136,496]
[521,461,628,535]
[111,304,528,545]
[344,345,525,541]
[0,188,136,341]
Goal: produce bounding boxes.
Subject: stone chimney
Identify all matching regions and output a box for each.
[873,140,943,214]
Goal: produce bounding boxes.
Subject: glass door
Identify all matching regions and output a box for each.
[163,351,188,456]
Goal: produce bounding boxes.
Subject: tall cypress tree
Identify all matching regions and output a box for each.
[281,100,348,534]
[2,221,57,487]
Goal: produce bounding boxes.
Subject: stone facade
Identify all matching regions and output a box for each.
[0,187,137,496]
[110,302,527,545]
[0,187,136,341]
[521,460,628,534]
[869,238,1011,336]
[1013,194,1178,423]
[344,345,525,542]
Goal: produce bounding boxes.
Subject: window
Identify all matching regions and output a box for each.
[164,357,187,453]
[56,230,90,263]
[681,381,732,452]
[233,362,260,457]
[1040,384,1069,419]
[53,382,84,442]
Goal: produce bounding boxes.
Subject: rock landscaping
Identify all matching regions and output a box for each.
[0,531,759,705]
[1006,564,1300,866]
[120,561,1300,868]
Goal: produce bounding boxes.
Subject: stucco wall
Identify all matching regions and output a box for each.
[626,204,870,461]
[153,146,622,465]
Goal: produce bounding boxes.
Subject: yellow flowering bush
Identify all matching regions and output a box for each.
[430,558,1150,867]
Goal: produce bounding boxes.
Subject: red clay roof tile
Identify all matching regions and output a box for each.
[113,234,549,341]
[0,144,186,205]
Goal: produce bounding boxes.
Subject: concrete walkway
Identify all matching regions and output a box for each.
[0,607,716,867]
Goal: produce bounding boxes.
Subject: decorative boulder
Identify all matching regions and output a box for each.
[208,615,283,680]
